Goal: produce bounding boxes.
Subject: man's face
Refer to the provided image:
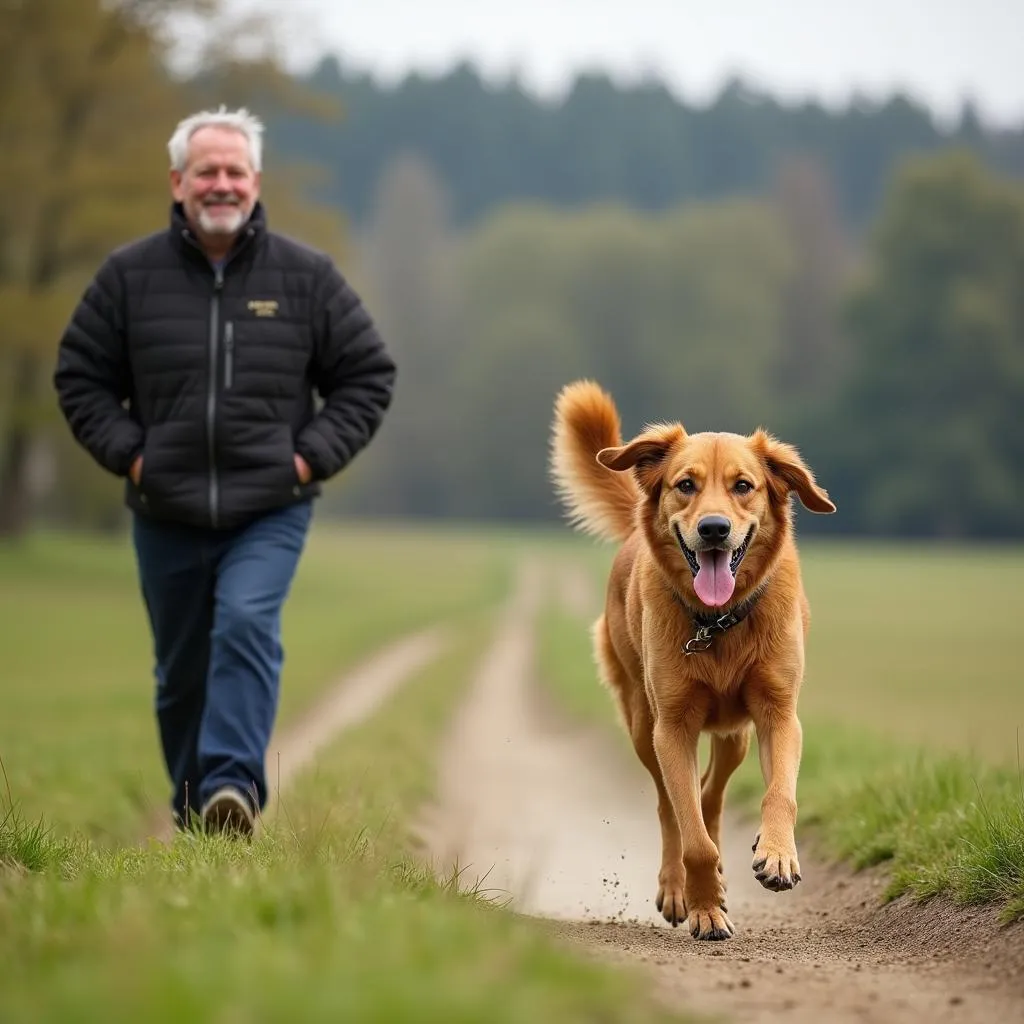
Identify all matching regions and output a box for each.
[170,126,260,238]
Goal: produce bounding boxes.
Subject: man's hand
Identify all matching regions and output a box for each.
[129,455,143,485]
[294,453,313,485]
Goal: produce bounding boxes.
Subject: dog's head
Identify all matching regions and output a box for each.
[597,424,835,610]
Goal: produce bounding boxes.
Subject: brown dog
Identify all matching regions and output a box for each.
[549,380,836,940]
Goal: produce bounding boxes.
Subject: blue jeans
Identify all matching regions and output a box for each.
[132,500,314,826]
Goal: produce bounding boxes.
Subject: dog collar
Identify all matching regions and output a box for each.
[671,581,770,656]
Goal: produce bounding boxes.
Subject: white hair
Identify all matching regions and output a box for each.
[167,106,264,173]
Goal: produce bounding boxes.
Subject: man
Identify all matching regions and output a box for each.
[53,106,396,836]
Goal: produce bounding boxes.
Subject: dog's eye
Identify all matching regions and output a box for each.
[676,479,696,495]
[734,480,754,495]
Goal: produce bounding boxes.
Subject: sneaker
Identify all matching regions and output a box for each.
[200,786,255,837]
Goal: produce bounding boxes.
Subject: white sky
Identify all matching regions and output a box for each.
[212,0,1022,126]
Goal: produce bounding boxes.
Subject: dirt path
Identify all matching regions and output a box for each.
[418,557,1024,1023]
[264,626,448,795]
[143,627,448,841]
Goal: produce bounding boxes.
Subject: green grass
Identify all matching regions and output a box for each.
[0,798,82,877]
[798,540,1024,765]
[5,524,1020,1020]
[727,726,1024,923]
[536,604,615,729]
[0,522,513,843]
[537,538,1024,923]
[0,606,685,1024]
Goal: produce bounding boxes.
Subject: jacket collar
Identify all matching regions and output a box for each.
[169,200,267,260]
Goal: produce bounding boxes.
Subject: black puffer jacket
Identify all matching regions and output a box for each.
[54,202,396,529]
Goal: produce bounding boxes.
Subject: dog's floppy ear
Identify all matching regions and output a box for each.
[752,430,836,514]
[597,425,683,497]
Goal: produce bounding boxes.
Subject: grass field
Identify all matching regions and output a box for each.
[3,522,1022,1022]
[0,604,683,1023]
[537,538,1024,923]
[0,523,687,1024]
[0,522,513,843]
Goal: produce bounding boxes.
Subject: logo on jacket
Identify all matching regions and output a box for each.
[247,299,279,318]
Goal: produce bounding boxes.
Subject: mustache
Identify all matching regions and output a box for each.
[203,193,241,206]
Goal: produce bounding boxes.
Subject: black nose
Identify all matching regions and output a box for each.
[697,515,731,542]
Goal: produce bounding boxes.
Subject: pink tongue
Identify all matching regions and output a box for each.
[693,549,736,607]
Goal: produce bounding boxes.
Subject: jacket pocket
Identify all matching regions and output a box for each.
[267,423,302,489]
[137,428,156,491]
[136,423,185,489]
[135,424,167,504]
[224,321,235,390]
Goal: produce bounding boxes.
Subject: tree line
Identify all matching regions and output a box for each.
[320,147,1023,540]
[269,57,1024,231]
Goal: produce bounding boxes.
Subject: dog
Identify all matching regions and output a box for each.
[549,380,836,940]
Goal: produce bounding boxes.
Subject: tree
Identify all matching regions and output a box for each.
[833,149,1024,537]
[330,195,797,523]
[0,0,186,534]
[772,154,852,407]
[0,0,342,536]
[327,152,464,518]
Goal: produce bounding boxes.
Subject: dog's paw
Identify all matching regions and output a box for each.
[656,883,687,927]
[683,868,730,938]
[751,835,801,891]
[655,867,687,926]
[687,904,735,941]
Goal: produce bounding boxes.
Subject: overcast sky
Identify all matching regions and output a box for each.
[214,0,1022,126]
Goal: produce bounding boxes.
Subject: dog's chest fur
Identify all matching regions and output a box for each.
[698,676,755,733]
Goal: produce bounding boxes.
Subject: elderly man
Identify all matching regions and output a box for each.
[53,107,396,836]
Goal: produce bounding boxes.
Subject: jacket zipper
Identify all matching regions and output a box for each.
[224,321,234,390]
[178,224,257,529]
[207,265,224,528]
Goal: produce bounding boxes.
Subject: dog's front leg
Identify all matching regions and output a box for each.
[748,681,803,891]
[653,714,734,940]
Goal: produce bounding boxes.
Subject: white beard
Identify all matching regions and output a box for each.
[197,205,247,235]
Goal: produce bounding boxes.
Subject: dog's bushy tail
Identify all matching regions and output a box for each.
[549,380,638,542]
